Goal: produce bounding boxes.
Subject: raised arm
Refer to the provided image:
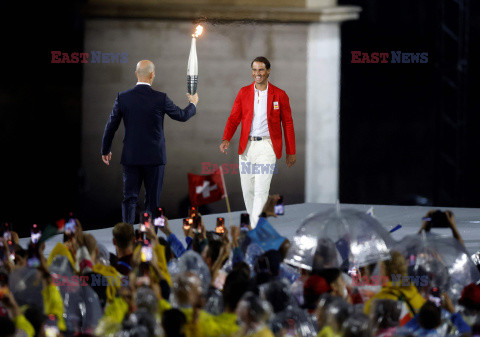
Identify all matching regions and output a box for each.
[164,93,197,122]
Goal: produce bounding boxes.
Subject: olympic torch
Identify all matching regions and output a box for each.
[187,25,203,95]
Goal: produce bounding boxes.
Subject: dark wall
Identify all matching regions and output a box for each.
[0,1,84,236]
[338,0,480,207]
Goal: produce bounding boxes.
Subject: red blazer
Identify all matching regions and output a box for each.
[222,82,296,159]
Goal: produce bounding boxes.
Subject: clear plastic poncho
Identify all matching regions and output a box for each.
[263,279,317,337]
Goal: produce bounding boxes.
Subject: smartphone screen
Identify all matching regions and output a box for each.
[141,244,153,262]
[274,195,284,215]
[31,224,41,244]
[240,213,250,230]
[65,219,76,235]
[27,243,40,268]
[183,218,191,230]
[189,206,198,219]
[142,212,152,227]
[154,217,165,227]
[154,208,165,227]
[44,315,59,337]
[216,217,225,235]
[429,287,442,307]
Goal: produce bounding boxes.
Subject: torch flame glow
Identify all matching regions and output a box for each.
[192,25,203,38]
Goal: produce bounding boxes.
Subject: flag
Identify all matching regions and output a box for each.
[188,170,225,206]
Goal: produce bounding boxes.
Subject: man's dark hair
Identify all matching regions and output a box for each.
[112,222,134,249]
[223,269,250,312]
[162,309,187,337]
[418,301,442,330]
[251,56,271,70]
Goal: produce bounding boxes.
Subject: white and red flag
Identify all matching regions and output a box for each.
[188,170,225,206]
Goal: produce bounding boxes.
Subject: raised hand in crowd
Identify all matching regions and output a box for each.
[441,291,455,314]
[230,225,240,248]
[145,224,159,247]
[0,287,21,319]
[183,220,194,239]
[262,194,281,218]
[159,216,173,237]
[0,237,14,272]
[418,209,465,247]
[211,241,231,285]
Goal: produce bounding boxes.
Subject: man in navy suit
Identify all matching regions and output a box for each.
[101,60,198,224]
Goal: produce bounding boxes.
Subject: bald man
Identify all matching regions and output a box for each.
[102,60,198,224]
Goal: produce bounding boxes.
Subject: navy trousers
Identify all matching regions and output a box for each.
[122,164,165,224]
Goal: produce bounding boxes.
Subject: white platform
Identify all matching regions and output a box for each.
[19,203,480,258]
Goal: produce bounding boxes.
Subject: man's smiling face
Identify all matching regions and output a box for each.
[251,61,270,86]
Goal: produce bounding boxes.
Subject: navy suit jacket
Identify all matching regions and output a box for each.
[101,84,196,165]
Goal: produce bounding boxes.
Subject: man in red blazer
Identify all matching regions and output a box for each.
[220,56,296,228]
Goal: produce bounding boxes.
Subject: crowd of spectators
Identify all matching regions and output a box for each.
[0,197,479,337]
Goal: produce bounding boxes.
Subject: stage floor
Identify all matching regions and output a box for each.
[20,203,480,258]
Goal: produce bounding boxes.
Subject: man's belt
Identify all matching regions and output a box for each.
[248,136,270,141]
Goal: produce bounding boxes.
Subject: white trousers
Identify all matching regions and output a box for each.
[239,139,277,228]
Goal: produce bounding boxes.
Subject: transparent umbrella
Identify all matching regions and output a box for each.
[394,233,480,301]
[284,208,394,271]
[9,267,45,311]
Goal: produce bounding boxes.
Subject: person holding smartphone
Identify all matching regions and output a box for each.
[220,57,296,228]
[418,210,465,247]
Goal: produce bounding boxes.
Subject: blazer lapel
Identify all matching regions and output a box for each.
[267,83,274,120]
[247,82,255,121]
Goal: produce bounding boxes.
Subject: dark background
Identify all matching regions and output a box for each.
[1,0,479,237]
[338,0,480,207]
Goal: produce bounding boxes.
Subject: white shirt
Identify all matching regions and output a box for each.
[249,83,270,137]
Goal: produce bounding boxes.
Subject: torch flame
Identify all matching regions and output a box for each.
[192,25,203,38]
